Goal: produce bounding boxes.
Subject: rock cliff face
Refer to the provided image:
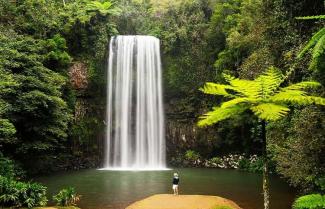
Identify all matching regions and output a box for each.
[69,62,88,91]
[164,111,221,164]
[67,61,106,169]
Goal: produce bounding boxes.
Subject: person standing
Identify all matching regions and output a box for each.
[172,173,179,195]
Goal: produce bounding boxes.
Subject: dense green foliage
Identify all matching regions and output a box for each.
[293,194,325,209]
[0,0,119,173]
[0,155,24,179]
[268,107,325,192]
[0,176,47,208]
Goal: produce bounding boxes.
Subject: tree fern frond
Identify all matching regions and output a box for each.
[199,82,237,98]
[228,79,260,98]
[221,97,258,108]
[86,1,115,15]
[198,105,247,127]
[282,81,321,90]
[250,103,290,121]
[223,73,236,83]
[255,66,284,97]
[312,33,325,59]
[271,90,325,105]
[296,15,325,20]
[298,27,325,58]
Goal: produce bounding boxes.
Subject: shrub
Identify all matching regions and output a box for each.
[247,156,264,173]
[185,150,201,162]
[238,157,250,170]
[0,156,15,179]
[53,187,81,206]
[210,157,222,165]
[0,176,47,208]
[293,194,325,209]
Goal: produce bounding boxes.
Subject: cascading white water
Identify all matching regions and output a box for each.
[103,35,166,170]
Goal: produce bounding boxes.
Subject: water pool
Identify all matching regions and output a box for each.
[36,168,295,209]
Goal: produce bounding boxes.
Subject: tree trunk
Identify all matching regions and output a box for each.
[261,120,270,209]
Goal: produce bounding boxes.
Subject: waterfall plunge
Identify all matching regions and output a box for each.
[103,35,166,170]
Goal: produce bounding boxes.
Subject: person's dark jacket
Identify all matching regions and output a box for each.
[173,177,179,185]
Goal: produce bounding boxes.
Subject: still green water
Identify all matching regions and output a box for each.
[36,168,295,209]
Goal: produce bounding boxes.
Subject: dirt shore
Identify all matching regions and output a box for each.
[125,194,242,209]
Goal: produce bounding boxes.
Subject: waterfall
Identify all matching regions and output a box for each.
[103,35,166,170]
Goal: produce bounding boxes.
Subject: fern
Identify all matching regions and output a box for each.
[251,103,290,121]
[298,28,325,59]
[198,104,247,127]
[282,81,321,90]
[86,1,121,16]
[198,66,325,127]
[199,82,236,98]
[293,194,325,209]
[255,66,284,97]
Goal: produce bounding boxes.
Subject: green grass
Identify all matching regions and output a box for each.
[212,205,234,209]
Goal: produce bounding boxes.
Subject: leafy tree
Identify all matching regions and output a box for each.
[0,30,71,163]
[0,68,17,145]
[198,67,325,209]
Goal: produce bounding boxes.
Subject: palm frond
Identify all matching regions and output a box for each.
[198,105,247,127]
[298,27,325,59]
[251,103,290,121]
[255,66,284,97]
[199,82,237,98]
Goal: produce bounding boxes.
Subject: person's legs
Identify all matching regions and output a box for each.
[175,185,179,195]
[172,185,176,195]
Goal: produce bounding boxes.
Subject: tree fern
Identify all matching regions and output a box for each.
[293,194,325,209]
[198,67,325,209]
[86,1,120,16]
[198,66,325,127]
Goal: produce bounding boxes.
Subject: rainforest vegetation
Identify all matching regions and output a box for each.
[0,0,324,209]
